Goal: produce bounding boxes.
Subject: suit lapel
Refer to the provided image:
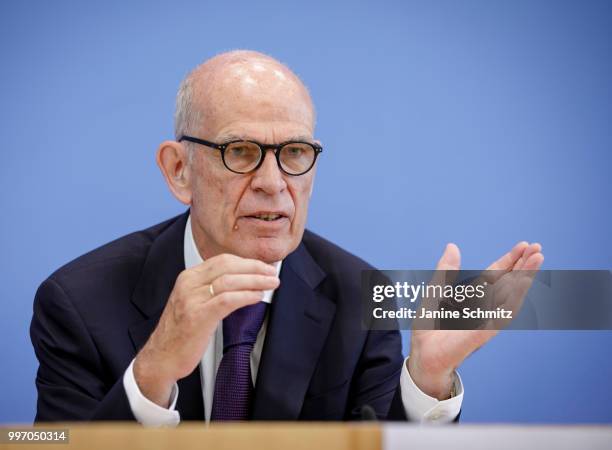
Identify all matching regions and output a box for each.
[128,210,204,420]
[126,213,333,421]
[252,241,336,420]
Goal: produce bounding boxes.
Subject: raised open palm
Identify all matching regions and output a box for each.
[407,241,544,399]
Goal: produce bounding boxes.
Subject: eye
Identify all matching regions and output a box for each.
[284,146,304,157]
[229,146,248,157]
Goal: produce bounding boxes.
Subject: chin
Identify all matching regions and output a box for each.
[237,237,297,263]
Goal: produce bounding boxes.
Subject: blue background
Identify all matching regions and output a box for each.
[1,0,611,424]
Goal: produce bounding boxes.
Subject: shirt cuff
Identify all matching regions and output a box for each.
[399,356,463,424]
[123,358,180,427]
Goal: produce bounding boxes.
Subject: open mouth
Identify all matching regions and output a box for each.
[246,213,285,222]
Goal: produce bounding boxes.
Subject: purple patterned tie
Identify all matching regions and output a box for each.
[211,301,268,421]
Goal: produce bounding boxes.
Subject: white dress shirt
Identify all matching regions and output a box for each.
[123,215,464,426]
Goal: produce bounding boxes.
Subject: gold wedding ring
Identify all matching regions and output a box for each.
[209,283,215,297]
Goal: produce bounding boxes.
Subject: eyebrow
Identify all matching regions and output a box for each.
[216,133,245,142]
[216,134,314,144]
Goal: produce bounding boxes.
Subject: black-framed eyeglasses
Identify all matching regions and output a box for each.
[179,135,322,176]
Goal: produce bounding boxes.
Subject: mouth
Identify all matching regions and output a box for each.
[238,212,291,233]
[244,212,288,222]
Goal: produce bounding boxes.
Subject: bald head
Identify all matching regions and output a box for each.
[175,50,315,143]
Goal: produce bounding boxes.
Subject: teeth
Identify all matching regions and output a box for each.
[254,214,281,221]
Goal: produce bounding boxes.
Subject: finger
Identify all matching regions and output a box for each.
[427,243,461,310]
[513,244,541,270]
[210,274,280,296]
[487,241,528,271]
[435,243,461,271]
[492,271,531,311]
[481,241,529,285]
[205,290,265,318]
[521,251,544,271]
[514,243,542,270]
[191,253,277,283]
[492,251,543,323]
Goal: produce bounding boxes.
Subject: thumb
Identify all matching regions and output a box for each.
[422,243,462,322]
[436,243,461,271]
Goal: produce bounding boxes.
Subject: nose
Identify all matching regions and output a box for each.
[250,149,287,195]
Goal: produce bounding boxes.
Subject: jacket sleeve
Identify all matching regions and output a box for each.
[348,328,461,422]
[30,277,135,421]
[345,327,404,420]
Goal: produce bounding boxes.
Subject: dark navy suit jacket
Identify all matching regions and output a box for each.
[30,211,411,422]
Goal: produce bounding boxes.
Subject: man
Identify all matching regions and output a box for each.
[30,50,544,425]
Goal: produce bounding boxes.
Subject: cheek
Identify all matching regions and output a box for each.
[191,169,227,223]
[289,179,314,221]
[195,173,251,225]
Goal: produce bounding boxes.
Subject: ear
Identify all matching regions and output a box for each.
[156,140,192,205]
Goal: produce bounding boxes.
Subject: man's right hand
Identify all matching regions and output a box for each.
[132,253,279,407]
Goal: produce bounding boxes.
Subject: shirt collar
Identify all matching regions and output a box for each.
[184,214,281,304]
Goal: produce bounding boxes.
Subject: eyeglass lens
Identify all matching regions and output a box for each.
[223,142,316,175]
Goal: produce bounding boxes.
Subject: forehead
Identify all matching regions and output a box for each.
[214,122,314,145]
[194,59,314,140]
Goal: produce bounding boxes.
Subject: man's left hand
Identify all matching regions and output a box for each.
[407,241,544,399]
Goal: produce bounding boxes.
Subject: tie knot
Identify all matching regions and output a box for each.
[222,301,268,352]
